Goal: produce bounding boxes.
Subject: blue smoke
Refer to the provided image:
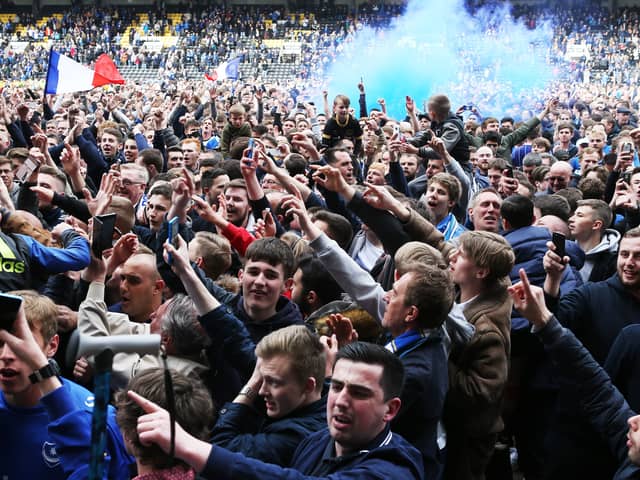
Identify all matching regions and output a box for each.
[318,0,556,120]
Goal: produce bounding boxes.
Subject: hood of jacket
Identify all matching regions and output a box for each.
[585,228,620,257]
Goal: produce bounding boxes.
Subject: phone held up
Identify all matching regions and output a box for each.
[166,217,180,265]
[0,293,22,332]
[552,231,566,259]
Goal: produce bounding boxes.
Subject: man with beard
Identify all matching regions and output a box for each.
[223,178,253,231]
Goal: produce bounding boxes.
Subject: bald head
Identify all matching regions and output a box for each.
[536,214,570,236]
[548,161,572,192]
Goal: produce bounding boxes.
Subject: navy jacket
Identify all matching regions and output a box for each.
[198,297,303,404]
[605,324,640,413]
[504,225,584,331]
[202,426,425,480]
[542,274,640,479]
[393,332,448,479]
[535,317,640,480]
[211,397,326,466]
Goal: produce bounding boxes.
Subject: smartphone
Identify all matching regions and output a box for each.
[552,232,566,259]
[91,213,117,258]
[393,124,400,138]
[0,293,22,331]
[166,216,179,265]
[14,157,41,184]
[503,166,514,178]
[246,138,255,161]
[622,142,633,154]
[462,104,473,111]
[622,171,633,184]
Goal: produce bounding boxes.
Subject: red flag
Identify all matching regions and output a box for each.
[92,54,125,87]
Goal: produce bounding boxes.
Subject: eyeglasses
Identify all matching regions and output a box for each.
[548,176,568,183]
[121,179,144,187]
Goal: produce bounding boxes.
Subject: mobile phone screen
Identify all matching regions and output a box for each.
[552,232,566,259]
[0,293,22,331]
[15,158,41,184]
[92,213,116,258]
[167,217,179,264]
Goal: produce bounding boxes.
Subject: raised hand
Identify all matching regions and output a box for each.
[326,313,358,348]
[311,164,347,194]
[83,172,117,216]
[508,268,553,328]
[254,208,276,239]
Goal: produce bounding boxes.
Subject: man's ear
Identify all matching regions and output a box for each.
[592,219,603,231]
[154,278,165,295]
[306,290,318,306]
[404,305,418,324]
[476,267,489,280]
[284,277,294,292]
[45,334,59,358]
[195,256,204,269]
[238,269,244,281]
[383,397,402,422]
[303,376,317,396]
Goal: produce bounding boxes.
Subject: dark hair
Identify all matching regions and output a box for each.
[148,183,172,201]
[296,255,344,314]
[221,159,242,180]
[500,194,534,229]
[312,210,353,250]
[229,136,250,160]
[245,237,295,278]
[138,149,163,174]
[533,194,571,222]
[252,124,269,136]
[335,342,405,401]
[201,168,229,190]
[402,263,454,329]
[116,369,214,471]
[284,153,308,177]
[484,131,501,144]
[427,94,451,119]
[554,187,583,215]
[578,177,605,200]
[522,152,542,167]
[325,147,350,165]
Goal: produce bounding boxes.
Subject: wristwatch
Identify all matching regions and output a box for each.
[29,359,61,384]
[238,386,256,399]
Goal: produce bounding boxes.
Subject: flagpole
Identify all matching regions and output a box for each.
[43,47,54,99]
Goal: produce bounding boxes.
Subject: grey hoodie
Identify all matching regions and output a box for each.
[579,228,620,283]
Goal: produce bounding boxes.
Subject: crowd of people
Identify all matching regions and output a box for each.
[1,2,640,480]
[1,2,639,100]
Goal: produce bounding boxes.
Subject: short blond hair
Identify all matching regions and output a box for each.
[255,325,325,392]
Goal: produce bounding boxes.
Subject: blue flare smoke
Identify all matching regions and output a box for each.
[320,0,556,120]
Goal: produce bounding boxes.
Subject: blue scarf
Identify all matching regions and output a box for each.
[437,213,464,241]
[385,328,433,357]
